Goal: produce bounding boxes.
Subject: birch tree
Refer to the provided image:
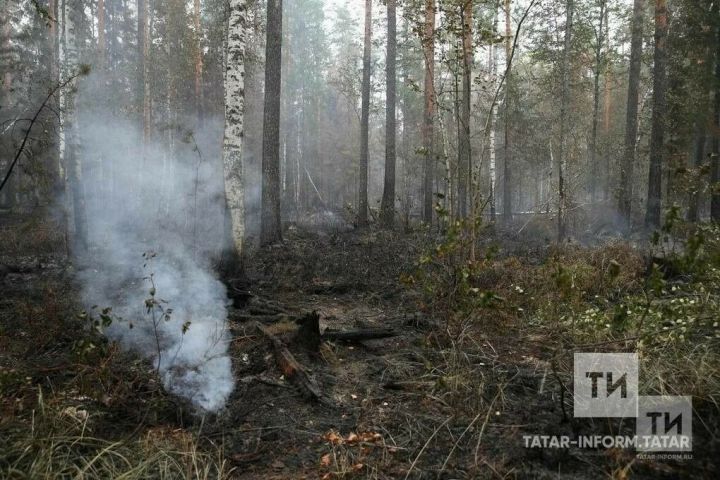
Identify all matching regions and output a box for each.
[222,0,248,270]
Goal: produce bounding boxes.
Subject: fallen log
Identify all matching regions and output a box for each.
[323,327,397,342]
[254,321,332,407]
[231,312,300,324]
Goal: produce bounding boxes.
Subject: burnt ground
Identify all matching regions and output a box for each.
[211,224,716,479]
[1,213,717,479]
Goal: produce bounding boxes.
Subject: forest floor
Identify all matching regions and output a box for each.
[1,211,718,479]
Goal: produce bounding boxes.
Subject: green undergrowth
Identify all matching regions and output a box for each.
[409,213,720,416]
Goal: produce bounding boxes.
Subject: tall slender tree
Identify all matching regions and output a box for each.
[138,0,151,144]
[222,0,248,271]
[557,0,573,241]
[645,0,667,228]
[457,0,472,218]
[63,0,88,250]
[488,1,499,220]
[618,0,644,227]
[261,0,283,244]
[589,0,606,203]
[358,0,371,227]
[502,0,512,221]
[711,6,720,222]
[422,0,435,224]
[380,0,397,227]
[194,0,205,123]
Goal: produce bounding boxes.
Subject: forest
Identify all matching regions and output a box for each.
[1,0,719,478]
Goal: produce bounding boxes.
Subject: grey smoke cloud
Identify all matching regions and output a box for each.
[71,77,234,412]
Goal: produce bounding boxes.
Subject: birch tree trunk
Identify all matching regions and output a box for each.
[358,0,371,227]
[618,0,644,227]
[222,0,248,271]
[502,0,512,221]
[422,0,435,224]
[489,1,498,220]
[380,0,397,227]
[645,0,667,228]
[260,0,283,244]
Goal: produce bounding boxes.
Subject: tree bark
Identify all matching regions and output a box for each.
[688,124,705,222]
[457,0,472,219]
[645,0,667,228]
[97,0,106,68]
[488,1,499,221]
[502,0,512,221]
[261,0,283,244]
[589,0,605,203]
[422,0,435,224]
[602,6,611,202]
[194,0,205,124]
[138,0,152,144]
[557,0,573,242]
[358,0,371,227]
[711,8,720,222]
[618,0,644,227]
[222,0,248,272]
[64,0,88,251]
[380,0,397,227]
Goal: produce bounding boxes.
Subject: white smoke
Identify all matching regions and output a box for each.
[71,77,235,412]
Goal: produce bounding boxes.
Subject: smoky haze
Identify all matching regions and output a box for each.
[72,72,234,412]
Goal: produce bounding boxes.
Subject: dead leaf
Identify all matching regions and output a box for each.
[320,453,331,467]
[323,430,343,445]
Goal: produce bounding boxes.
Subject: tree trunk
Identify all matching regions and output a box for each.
[711,9,720,222]
[97,0,106,68]
[618,0,644,227]
[557,0,573,242]
[222,0,248,272]
[194,0,205,124]
[687,124,705,222]
[489,1,499,221]
[457,0,472,219]
[502,0,512,221]
[589,0,605,203]
[380,0,397,227]
[645,0,667,228]
[602,8,611,202]
[0,3,15,208]
[422,0,435,225]
[138,0,152,144]
[358,0,371,227]
[261,0,283,244]
[64,0,88,251]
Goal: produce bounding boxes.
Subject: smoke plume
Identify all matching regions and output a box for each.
[70,77,234,412]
